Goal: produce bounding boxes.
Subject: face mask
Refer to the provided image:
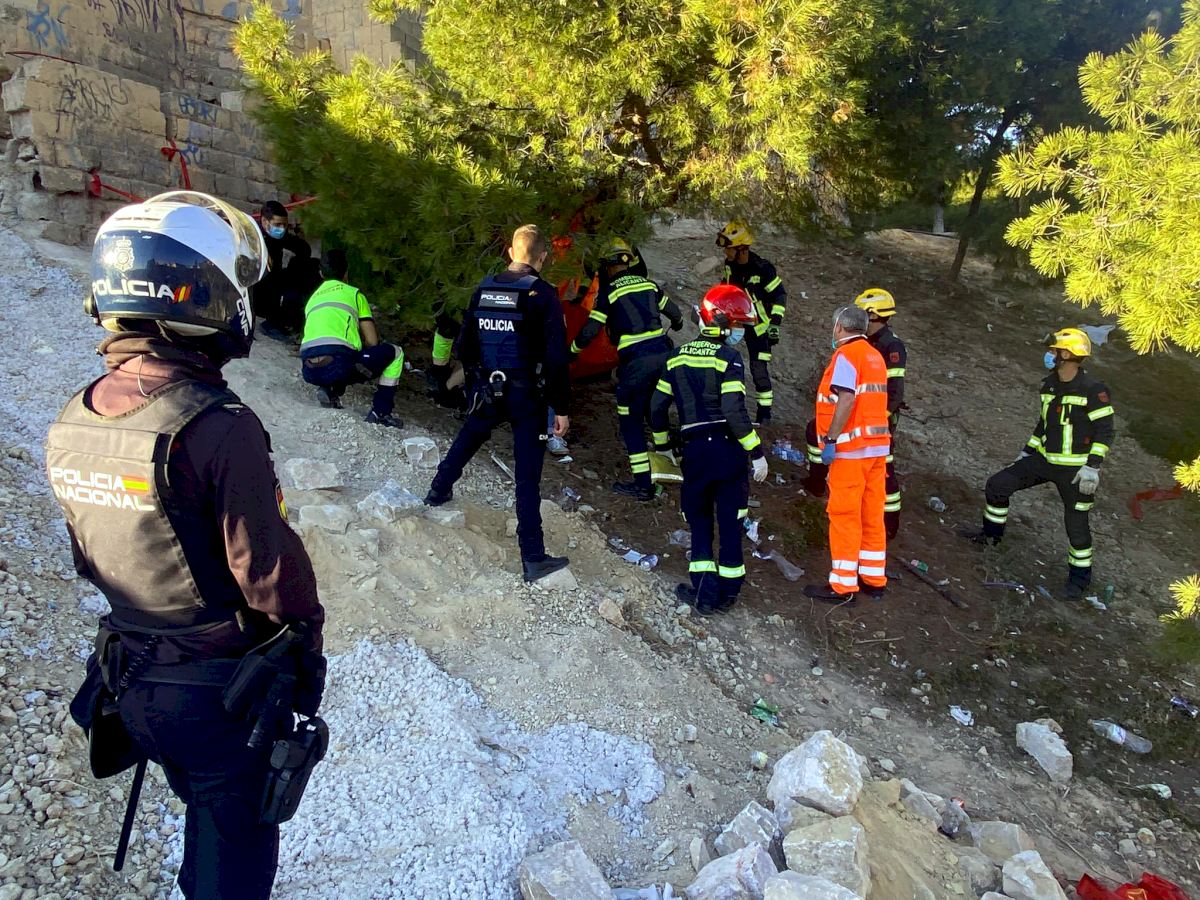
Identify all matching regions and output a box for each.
[267,225,286,240]
[727,327,745,345]
[1044,350,1057,370]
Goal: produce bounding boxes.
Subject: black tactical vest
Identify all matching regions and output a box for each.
[45,379,247,633]
[475,273,536,373]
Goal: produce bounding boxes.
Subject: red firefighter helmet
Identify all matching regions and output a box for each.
[699,284,756,336]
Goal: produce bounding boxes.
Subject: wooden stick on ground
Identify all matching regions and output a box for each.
[900,558,970,610]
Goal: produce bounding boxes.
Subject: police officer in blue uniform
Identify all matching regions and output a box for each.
[425,225,572,583]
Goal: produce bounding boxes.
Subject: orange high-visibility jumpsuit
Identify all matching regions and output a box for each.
[814,337,892,594]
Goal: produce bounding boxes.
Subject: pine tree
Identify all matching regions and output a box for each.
[997,0,1200,636]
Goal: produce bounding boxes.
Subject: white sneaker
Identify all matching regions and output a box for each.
[546,435,569,456]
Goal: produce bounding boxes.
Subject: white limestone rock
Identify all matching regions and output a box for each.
[764,871,862,900]
[518,840,614,900]
[767,731,864,817]
[298,504,353,534]
[423,505,466,529]
[970,821,1036,865]
[1015,721,1073,783]
[686,844,778,900]
[716,801,781,858]
[356,480,423,523]
[283,458,343,491]
[782,817,871,897]
[402,436,440,469]
[1001,851,1067,900]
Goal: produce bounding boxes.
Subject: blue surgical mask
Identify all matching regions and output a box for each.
[1044,350,1057,370]
[267,225,286,240]
[727,327,745,346]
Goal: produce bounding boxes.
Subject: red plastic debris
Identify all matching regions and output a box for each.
[1128,483,1183,521]
[1077,872,1191,900]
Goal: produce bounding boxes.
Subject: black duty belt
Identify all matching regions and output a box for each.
[136,660,242,686]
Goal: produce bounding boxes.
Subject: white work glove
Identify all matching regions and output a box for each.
[1072,464,1101,496]
[658,449,677,466]
[751,456,769,483]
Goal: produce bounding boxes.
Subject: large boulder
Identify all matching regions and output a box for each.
[716,801,782,860]
[763,871,861,900]
[518,840,613,900]
[970,821,1036,864]
[781,817,871,897]
[356,481,423,523]
[774,798,833,833]
[767,731,864,817]
[283,458,343,491]
[1015,721,1073,783]
[956,847,1001,895]
[1001,851,1067,900]
[686,844,778,900]
[298,504,354,534]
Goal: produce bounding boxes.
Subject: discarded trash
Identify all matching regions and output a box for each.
[938,797,969,839]
[1138,783,1173,800]
[1085,595,1108,611]
[984,580,1029,595]
[1103,584,1115,603]
[609,536,630,551]
[562,486,582,502]
[749,698,781,727]
[1077,872,1190,900]
[621,549,659,570]
[753,548,804,581]
[949,705,974,726]
[774,473,786,485]
[650,450,683,484]
[1077,323,1117,347]
[1036,585,1053,600]
[489,452,515,481]
[743,518,761,544]
[910,559,929,573]
[770,439,805,464]
[1170,696,1198,719]
[749,750,769,770]
[928,496,947,513]
[1090,719,1152,754]
[668,529,690,547]
[555,454,574,464]
[1129,483,1183,520]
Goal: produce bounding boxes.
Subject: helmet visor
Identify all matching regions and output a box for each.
[715,233,732,248]
[146,192,267,288]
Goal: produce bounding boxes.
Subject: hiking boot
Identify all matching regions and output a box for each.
[365,410,403,428]
[612,481,658,501]
[316,387,342,409]
[803,583,857,604]
[424,487,453,507]
[522,554,570,583]
[546,435,570,456]
[956,525,1000,546]
[1060,580,1088,601]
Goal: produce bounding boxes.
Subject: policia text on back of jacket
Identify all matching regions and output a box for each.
[46,192,327,900]
[425,225,573,584]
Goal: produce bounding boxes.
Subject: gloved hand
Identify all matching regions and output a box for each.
[670,319,683,332]
[820,440,837,465]
[1072,464,1101,496]
[657,449,677,466]
[767,323,781,345]
[751,456,769,483]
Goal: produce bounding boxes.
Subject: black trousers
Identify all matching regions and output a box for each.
[118,681,278,900]
[806,418,902,536]
[744,328,773,416]
[982,453,1094,586]
[682,432,750,603]
[615,344,670,490]
[300,344,400,416]
[252,257,320,333]
[430,387,547,560]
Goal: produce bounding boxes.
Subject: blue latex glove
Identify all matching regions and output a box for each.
[820,441,837,465]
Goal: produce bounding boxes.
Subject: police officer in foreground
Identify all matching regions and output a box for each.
[570,238,684,500]
[47,192,326,899]
[425,224,572,583]
[718,220,788,425]
[651,285,768,615]
[962,328,1114,599]
[804,288,907,536]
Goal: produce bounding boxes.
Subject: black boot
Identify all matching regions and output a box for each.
[956,525,1000,546]
[424,487,453,507]
[860,584,886,601]
[365,410,404,428]
[803,583,856,604]
[1060,580,1088,601]
[612,481,658,501]
[316,387,342,409]
[523,554,570,583]
[756,406,772,426]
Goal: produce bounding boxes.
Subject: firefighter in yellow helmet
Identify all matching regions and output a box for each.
[718,220,787,425]
[962,328,1115,600]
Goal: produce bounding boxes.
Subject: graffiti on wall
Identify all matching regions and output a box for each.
[104,0,188,50]
[26,0,70,50]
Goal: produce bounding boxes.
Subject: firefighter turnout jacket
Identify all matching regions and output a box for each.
[867,325,906,427]
[1026,369,1114,468]
[649,338,764,457]
[723,251,786,336]
[571,273,683,356]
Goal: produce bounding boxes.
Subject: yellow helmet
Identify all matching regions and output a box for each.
[1048,327,1091,359]
[716,220,754,248]
[854,288,896,318]
[600,238,637,267]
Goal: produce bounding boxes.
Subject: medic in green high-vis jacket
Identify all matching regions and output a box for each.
[299,249,406,427]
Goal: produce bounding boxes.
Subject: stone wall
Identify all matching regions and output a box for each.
[0,0,424,245]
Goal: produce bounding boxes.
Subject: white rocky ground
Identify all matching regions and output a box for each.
[0,220,1195,900]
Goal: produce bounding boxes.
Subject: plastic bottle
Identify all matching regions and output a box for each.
[761,549,804,582]
[1090,719,1153,754]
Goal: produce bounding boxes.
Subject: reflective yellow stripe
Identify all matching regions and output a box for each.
[984,511,1007,524]
[667,356,728,372]
[884,501,902,512]
[886,367,906,378]
[764,276,782,292]
[721,381,745,393]
[1043,451,1089,465]
[689,560,717,573]
[1074,501,1094,511]
[616,405,630,416]
[737,507,749,519]
[985,504,1008,516]
[718,564,746,579]
[1027,436,1043,449]
[739,431,762,451]
[1087,405,1114,420]
[588,309,607,323]
[658,296,670,310]
[652,431,670,445]
[569,341,582,354]
[1090,442,1109,457]
[1060,395,1088,406]
[617,328,666,350]
[770,304,786,318]
[656,379,672,395]
[757,351,772,361]
[607,281,653,301]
